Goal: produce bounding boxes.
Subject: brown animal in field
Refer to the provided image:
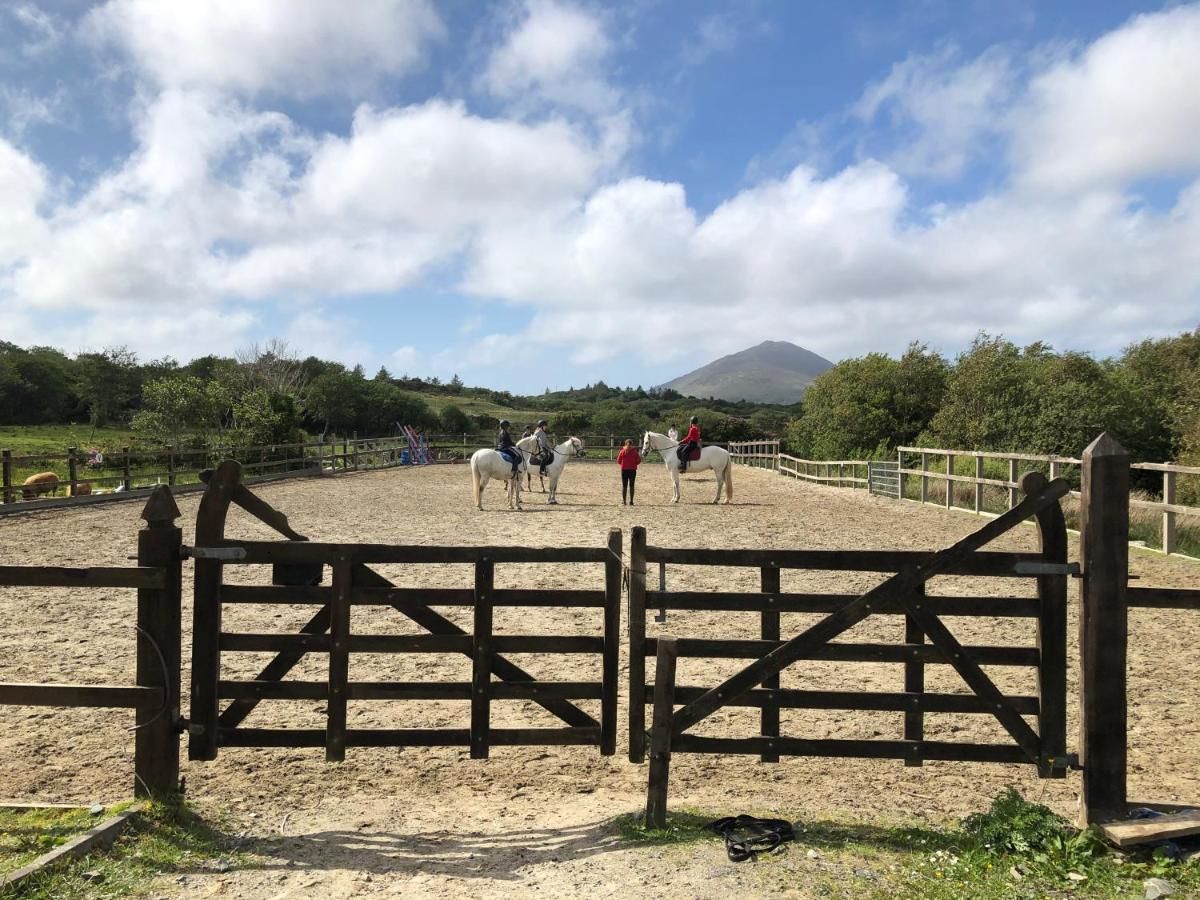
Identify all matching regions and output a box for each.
[69,481,92,496]
[21,472,59,500]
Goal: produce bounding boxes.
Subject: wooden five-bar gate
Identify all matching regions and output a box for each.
[186,461,623,761]
[636,470,1074,826]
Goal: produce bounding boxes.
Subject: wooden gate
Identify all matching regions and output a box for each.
[630,471,1073,825]
[187,462,622,761]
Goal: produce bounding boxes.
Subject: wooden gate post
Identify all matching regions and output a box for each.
[135,486,183,797]
[3,448,13,503]
[1079,433,1129,824]
[601,529,622,756]
[628,526,648,763]
[644,637,678,828]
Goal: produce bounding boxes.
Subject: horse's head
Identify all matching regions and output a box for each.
[569,436,586,457]
[641,431,652,457]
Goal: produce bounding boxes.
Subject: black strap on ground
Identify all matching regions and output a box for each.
[708,815,796,862]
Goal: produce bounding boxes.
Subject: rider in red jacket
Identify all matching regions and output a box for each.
[678,416,701,472]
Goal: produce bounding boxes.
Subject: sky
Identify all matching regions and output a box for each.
[1,1,1199,394]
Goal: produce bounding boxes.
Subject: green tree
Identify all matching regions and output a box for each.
[551,409,591,433]
[75,347,140,426]
[306,369,359,435]
[927,336,1039,451]
[440,404,472,433]
[132,375,231,446]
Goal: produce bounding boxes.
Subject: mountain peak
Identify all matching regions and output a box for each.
[660,341,833,404]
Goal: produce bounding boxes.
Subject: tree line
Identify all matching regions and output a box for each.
[784,331,1200,468]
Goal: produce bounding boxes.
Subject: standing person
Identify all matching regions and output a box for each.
[677,416,701,472]
[534,419,554,477]
[497,419,520,478]
[617,438,641,505]
[667,424,679,443]
[521,424,533,439]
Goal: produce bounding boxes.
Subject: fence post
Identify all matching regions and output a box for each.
[166,446,176,486]
[601,529,622,756]
[1,448,10,503]
[1163,470,1177,555]
[628,526,648,763]
[1008,457,1018,509]
[122,447,132,491]
[944,453,954,509]
[135,486,183,797]
[644,637,678,829]
[352,432,360,471]
[471,556,495,760]
[920,452,928,503]
[974,454,984,513]
[68,446,78,496]
[1079,433,1129,824]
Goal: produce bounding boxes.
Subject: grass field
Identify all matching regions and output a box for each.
[0,425,142,457]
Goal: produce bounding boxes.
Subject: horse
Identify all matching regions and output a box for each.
[515,435,586,504]
[21,472,59,500]
[470,443,530,510]
[641,430,734,504]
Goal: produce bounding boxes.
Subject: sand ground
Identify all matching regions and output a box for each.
[1,461,1197,898]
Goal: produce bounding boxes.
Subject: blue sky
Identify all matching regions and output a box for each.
[2,1,1199,394]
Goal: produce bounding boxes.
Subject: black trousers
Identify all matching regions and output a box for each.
[621,469,637,502]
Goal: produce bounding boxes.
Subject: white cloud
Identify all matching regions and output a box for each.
[7,3,64,56]
[391,345,420,371]
[1013,4,1200,191]
[854,45,1015,179]
[0,138,49,264]
[85,0,445,96]
[481,0,618,116]
[283,308,378,369]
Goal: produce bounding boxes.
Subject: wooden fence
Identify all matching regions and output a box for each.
[631,471,1073,824]
[729,441,869,488]
[185,461,623,760]
[0,487,183,796]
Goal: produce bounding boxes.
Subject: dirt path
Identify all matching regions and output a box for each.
[2,462,1198,897]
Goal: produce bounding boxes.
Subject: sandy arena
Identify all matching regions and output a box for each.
[2,461,1198,898]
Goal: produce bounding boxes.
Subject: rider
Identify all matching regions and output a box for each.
[677,416,701,472]
[497,419,521,477]
[534,419,553,476]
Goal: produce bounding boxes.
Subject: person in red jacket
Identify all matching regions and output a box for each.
[677,416,701,472]
[617,439,641,505]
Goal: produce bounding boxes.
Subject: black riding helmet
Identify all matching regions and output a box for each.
[537,419,548,427]
[690,416,699,425]
[499,419,510,429]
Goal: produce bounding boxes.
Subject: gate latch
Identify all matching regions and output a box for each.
[1014,561,1081,577]
[182,546,247,561]
[1048,753,1081,771]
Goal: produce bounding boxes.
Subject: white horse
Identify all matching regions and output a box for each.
[516,435,586,504]
[642,430,734,504]
[471,443,530,510]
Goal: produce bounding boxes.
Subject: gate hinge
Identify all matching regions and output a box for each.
[187,722,206,736]
[174,716,191,735]
[181,545,247,561]
[1048,753,1081,771]
[1014,561,1081,577]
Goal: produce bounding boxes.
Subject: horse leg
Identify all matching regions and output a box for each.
[548,474,558,504]
[712,466,722,504]
[672,469,680,503]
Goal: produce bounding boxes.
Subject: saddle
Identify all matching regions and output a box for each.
[678,445,701,461]
[499,448,520,466]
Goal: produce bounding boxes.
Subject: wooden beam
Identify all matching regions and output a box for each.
[0,683,161,708]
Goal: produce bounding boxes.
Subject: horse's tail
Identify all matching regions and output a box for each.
[471,456,482,507]
[724,455,734,501]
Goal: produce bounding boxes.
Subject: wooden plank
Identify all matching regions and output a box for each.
[640,547,1043,576]
[653,638,1039,666]
[601,528,622,756]
[490,727,602,746]
[348,588,604,607]
[652,686,1038,714]
[220,585,333,605]
[668,476,1070,737]
[904,583,925,767]
[1079,433,1130,824]
[471,558,494,760]
[645,637,678,829]
[1033,472,1069,779]
[672,735,1030,764]
[645,591,1039,616]
[491,682,605,700]
[325,561,351,762]
[0,805,143,890]
[219,680,329,700]
[218,728,471,747]
[210,540,609,565]
[0,683,161,708]
[221,633,333,652]
[760,564,780,763]
[490,636,604,653]
[0,565,166,589]
[1127,587,1200,610]
[344,634,472,653]
[1099,812,1200,848]
[898,445,1081,465]
[629,526,648,763]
